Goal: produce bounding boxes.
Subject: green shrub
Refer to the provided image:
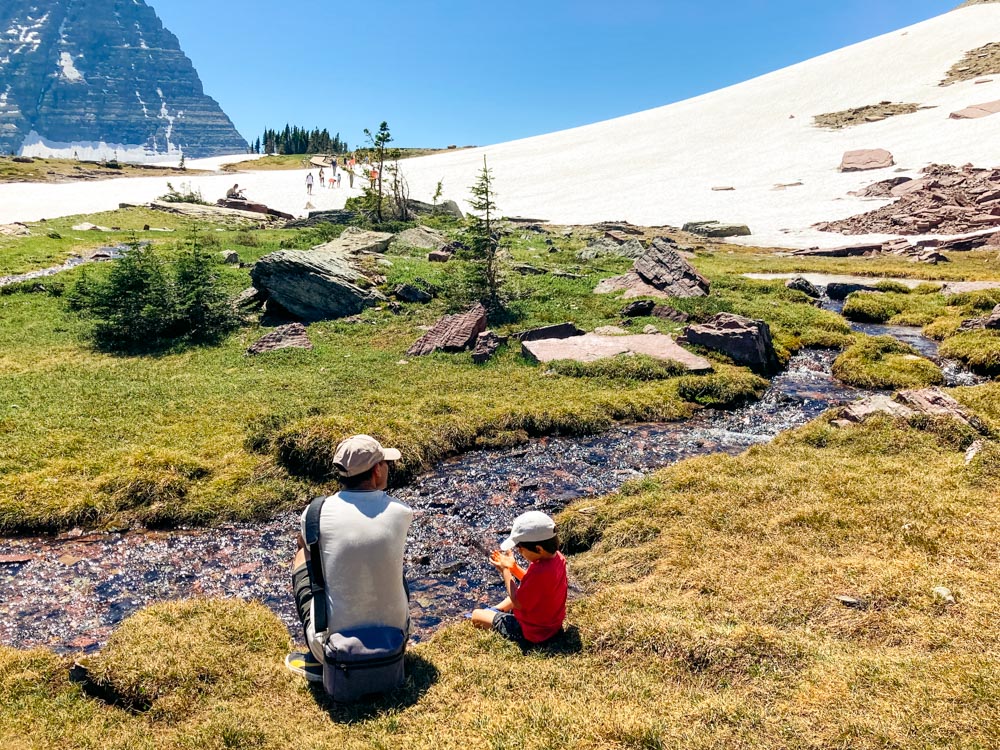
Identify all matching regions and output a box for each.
[832,335,943,389]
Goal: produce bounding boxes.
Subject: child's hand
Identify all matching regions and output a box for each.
[490,550,515,571]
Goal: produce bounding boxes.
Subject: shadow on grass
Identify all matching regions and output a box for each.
[518,624,584,657]
[309,652,439,724]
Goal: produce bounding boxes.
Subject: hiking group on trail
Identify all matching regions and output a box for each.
[286,434,568,701]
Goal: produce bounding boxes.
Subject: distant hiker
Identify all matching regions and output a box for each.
[336,170,342,188]
[226,184,245,200]
[305,172,314,195]
[348,169,355,188]
[288,435,412,695]
[471,511,567,646]
[318,167,325,187]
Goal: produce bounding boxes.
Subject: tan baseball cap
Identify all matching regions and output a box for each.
[332,435,402,477]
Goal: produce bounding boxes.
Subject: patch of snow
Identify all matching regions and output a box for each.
[17,130,179,164]
[58,52,83,82]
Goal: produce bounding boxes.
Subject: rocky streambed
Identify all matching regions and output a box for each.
[0,290,984,654]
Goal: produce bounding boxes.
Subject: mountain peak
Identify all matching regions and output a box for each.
[0,0,247,160]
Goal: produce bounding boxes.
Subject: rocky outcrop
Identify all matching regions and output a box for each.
[682,313,779,373]
[521,334,712,371]
[246,323,313,355]
[577,237,645,260]
[632,240,711,297]
[149,201,279,226]
[826,283,879,300]
[284,210,356,229]
[817,164,1000,236]
[621,300,656,317]
[958,304,1000,331]
[839,149,895,172]
[682,221,752,238]
[393,283,433,303]
[406,199,464,220]
[0,1,247,159]
[472,331,505,364]
[834,387,987,433]
[407,304,487,356]
[249,245,386,322]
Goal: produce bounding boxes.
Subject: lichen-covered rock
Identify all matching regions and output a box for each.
[785,277,822,298]
[681,221,752,238]
[391,226,448,251]
[683,313,780,373]
[249,247,385,322]
[632,241,711,297]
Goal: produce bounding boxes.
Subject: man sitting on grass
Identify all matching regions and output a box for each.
[471,511,568,645]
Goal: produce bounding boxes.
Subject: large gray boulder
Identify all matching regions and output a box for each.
[577,237,645,260]
[407,199,464,220]
[683,313,780,373]
[250,246,386,321]
[331,227,394,255]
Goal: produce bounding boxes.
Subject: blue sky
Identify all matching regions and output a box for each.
[153,0,961,149]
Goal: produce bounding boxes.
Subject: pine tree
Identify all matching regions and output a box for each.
[362,122,393,223]
[174,237,238,344]
[463,157,505,309]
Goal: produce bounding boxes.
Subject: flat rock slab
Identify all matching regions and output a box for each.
[149,200,280,224]
[328,227,394,255]
[517,322,584,342]
[836,387,986,431]
[522,334,712,372]
[407,304,487,356]
[840,149,895,172]
[246,323,313,355]
[950,99,1000,119]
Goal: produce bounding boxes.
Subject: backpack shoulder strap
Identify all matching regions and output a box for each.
[304,495,329,635]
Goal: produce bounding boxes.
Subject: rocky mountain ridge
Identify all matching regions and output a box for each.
[0,0,247,160]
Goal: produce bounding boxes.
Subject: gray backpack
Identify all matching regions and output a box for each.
[305,496,407,702]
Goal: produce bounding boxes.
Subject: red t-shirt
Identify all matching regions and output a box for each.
[514,552,567,643]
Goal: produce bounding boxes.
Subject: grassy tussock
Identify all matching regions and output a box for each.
[832,335,943,389]
[546,354,688,381]
[4,413,1000,748]
[939,330,1000,376]
[841,291,945,326]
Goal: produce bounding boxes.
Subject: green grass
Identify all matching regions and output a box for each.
[3,411,1000,749]
[832,335,944,389]
[939,330,1000,376]
[0,156,200,184]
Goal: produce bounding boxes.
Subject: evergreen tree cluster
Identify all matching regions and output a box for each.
[256,126,348,155]
[68,240,238,353]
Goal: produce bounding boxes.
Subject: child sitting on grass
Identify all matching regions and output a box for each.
[472,511,567,645]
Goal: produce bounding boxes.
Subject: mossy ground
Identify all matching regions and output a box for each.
[3,411,999,749]
[832,335,943,389]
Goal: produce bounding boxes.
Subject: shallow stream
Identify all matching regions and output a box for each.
[0,291,983,654]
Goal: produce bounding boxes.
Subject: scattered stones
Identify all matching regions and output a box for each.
[249,243,386,322]
[407,304,487,356]
[220,250,240,265]
[941,42,1000,86]
[652,305,690,323]
[427,250,453,263]
[517,323,585,342]
[682,313,780,373]
[393,284,433,303]
[0,222,30,237]
[814,102,921,130]
[681,220,752,238]
[472,331,505,364]
[391,226,449,251]
[839,149,895,172]
[593,326,630,336]
[919,229,1000,252]
[246,323,313,355]
[642,325,660,335]
[621,300,656,317]
[521,333,712,371]
[950,99,1000,119]
[836,394,915,423]
[785,277,822,298]
[817,164,1000,237]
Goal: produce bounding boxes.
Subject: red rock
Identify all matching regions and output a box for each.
[521,334,712,372]
[950,99,1000,119]
[246,323,313,355]
[407,304,487,356]
[840,149,895,172]
[0,554,33,565]
[427,250,453,262]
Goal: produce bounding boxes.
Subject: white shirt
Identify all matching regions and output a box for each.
[300,490,412,660]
